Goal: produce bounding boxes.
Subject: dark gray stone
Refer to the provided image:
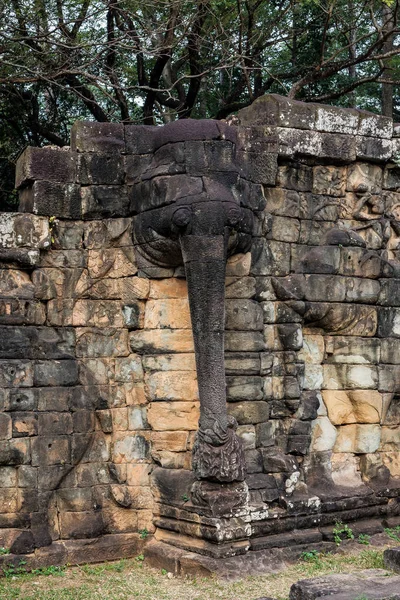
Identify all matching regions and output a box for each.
[384,547,400,573]
[34,360,79,387]
[19,181,81,219]
[0,327,75,359]
[289,570,400,600]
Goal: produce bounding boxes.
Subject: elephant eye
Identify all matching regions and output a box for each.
[172,207,192,228]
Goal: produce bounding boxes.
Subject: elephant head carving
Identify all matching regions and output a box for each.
[131,119,267,482]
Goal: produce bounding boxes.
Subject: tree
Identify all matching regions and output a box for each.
[1,0,400,209]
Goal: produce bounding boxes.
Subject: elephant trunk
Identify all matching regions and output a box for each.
[180,234,245,482]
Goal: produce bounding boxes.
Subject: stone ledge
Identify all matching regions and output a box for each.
[144,539,343,580]
[0,533,144,575]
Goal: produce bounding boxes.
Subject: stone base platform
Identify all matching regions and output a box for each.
[144,539,338,579]
[289,569,400,599]
[0,533,145,575]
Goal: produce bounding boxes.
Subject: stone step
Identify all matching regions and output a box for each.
[289,569,400,599]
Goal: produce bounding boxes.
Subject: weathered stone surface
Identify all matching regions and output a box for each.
[147,371,198,401]
[19,181,81,219]
[144,299,191,329]
[334,424,381,453]
[289,569,400,600]
[322,390,382,424]
[71,121,125,153]
[147,402,200,431]
[130,329,194,353]
[0,213,50,250]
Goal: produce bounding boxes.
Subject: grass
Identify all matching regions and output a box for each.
[0,545,395,600]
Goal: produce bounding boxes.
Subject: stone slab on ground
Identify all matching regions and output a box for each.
[289,569,400,600]
[144,539,337,580]
[384,547,400,573]
[0,534,144,574]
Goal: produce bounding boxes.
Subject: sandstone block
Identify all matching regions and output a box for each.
[225,331,265,352]
[225,252,252,277]
[225,276,256,299]
[79,358,115,386]
[72,300,124,327]
[228,401,269,425]
[324,336,380,364]
[12,412,38,437]
[0,414,12,440]
[57,487,94,512]
[76,327,129,358]
[251,239,290,276]
[226,376,263,401]
[31,436,70,466]
[0,213,50,250]
[310,416,337,452]
[147,402,199,431]
[16,147,77,188]
[346,277,380,303]
[128,406,149,431]
[71,121,125,153]
[225,299,263,331]
[88,248,137,279]
[277,163,313,191]
[19,180,81,219]
[346,162,383,193]
[81,185,129,219]
[120,277,150,301]
[144,298,191,329]
[0,361,33,387]
[0,466,17,488]
[304,274,346,302]
[381,451,400,478]
[0,269,34,299]
[236,425,256,450]
[224,352,260,376]
[379,426,400,451]
[150,431,188,452]
[130,329,194,354]
[322,364,378,389]
[303,365,323,391]
[333,423,381,453]
[147,371,198,401]
[34,360,79,387]
[59,510,104,540]
[312,165,346,196]
[114,356,144,383]
[0,439,31,465]
[126,463,152,486]
[322,390,382,425]
[142,353,196,372]
[298,335,324,364]
[268,215,300,242]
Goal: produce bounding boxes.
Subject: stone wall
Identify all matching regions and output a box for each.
[0,94,399,567]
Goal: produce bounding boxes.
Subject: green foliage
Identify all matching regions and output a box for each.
[0,547,10,555]
[384,526,400,543]
[181,494,189,502]
[135,554,145,562]
[138,528,149,539]
[3,559,27,578]
[300,550,322,564]
[357,534,371,546]
[333,521,355,546]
